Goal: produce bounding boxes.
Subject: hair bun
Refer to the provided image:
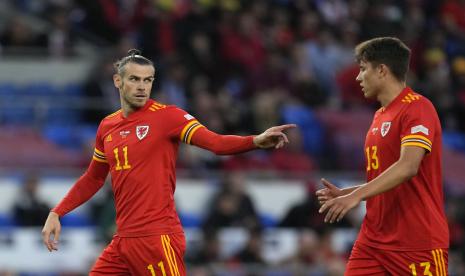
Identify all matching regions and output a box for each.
[127,49,141,57]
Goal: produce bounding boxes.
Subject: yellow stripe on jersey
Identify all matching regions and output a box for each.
[149,105,161,111]
[153,102,166,108]
[432,250,439,276]
[161,235,175,276]
[436,249,444,276]
[163,235,180,276]
[439,249,447,276]
[401,134,432,152]
[93,148,107,163]
[186,124,203,144]
[401,142,432,152]
[180,120,197,140]
[401,134,432,145]
[94,148,105,156]
[180,120,205,144]
[93,155,108,163]
[149,103,167,112]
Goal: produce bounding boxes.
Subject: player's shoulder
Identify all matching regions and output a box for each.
[400,89,435,110]
[101,109,122,123]
[147,100,169,112]
[148,101,188,115]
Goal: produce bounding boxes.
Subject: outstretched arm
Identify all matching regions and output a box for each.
[42,159,109,251]
[319,146,425,223]
[191,124,296,155]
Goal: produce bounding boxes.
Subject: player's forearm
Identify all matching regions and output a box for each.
[352,160,417,201]
[191,128,256,155]
[341,186,363,196]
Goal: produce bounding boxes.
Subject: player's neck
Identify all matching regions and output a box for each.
[121,102,142,118]
[122,107,134,118]
[377,81,406,107]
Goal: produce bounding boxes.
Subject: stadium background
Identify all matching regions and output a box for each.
[0,0,465,275]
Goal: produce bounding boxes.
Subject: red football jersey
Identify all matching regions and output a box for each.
[76,99,251,237]
[358,87,449,251]
[93,100,207,236]
[52,99,255,238]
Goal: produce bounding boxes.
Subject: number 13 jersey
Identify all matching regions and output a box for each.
[358,87,449,251]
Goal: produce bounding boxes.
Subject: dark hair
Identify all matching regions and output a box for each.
[113,49,154,75]
[355,37,411,81]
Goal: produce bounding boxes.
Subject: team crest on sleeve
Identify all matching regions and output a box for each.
[381,122,391,137]
[411,125,429,135]
[136,125,149,140]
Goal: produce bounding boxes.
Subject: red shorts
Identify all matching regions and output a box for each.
[90,233,186,276]
[345,241,448,276]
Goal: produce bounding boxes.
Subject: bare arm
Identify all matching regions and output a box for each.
[319,146,426,223]
[352,146,425,200]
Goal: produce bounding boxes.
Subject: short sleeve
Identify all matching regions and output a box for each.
[92,121,108,163]
[400,100,437,152]
[167,107,205,144]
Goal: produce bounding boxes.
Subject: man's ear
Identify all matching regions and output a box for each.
[378,64,389,78]
[113,74,122,89]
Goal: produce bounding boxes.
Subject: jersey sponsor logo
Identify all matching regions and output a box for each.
[105,134,112,142]
[411,125,429,135]
[136,125,149,140]
[120,130,130,138]
[381,122,391,137]
[184,114,194,120]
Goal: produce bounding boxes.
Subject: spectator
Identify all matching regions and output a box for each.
[279,180,357,231]
[230,227,265,265]
[12,174,50,226]
[0,17,47,55]
[203,172,261,232]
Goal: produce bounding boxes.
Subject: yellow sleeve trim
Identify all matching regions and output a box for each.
[180,120,199,141]
[94,148,105,156]
[93,156,108,163]
[186,124,204,144]
[401,142,431,152]
[401,134,432,145]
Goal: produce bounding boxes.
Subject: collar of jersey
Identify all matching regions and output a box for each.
[381,86,412,113]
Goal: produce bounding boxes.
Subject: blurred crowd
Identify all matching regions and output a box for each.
[1,0,465,275]
[2,0,465,170]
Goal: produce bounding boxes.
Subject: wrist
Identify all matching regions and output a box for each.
[49,211,60,218]
[252,135,261,148]
[350,186,366,202]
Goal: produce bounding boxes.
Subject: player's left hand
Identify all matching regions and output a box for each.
[319,192,361,223]
[253,124,297,149]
